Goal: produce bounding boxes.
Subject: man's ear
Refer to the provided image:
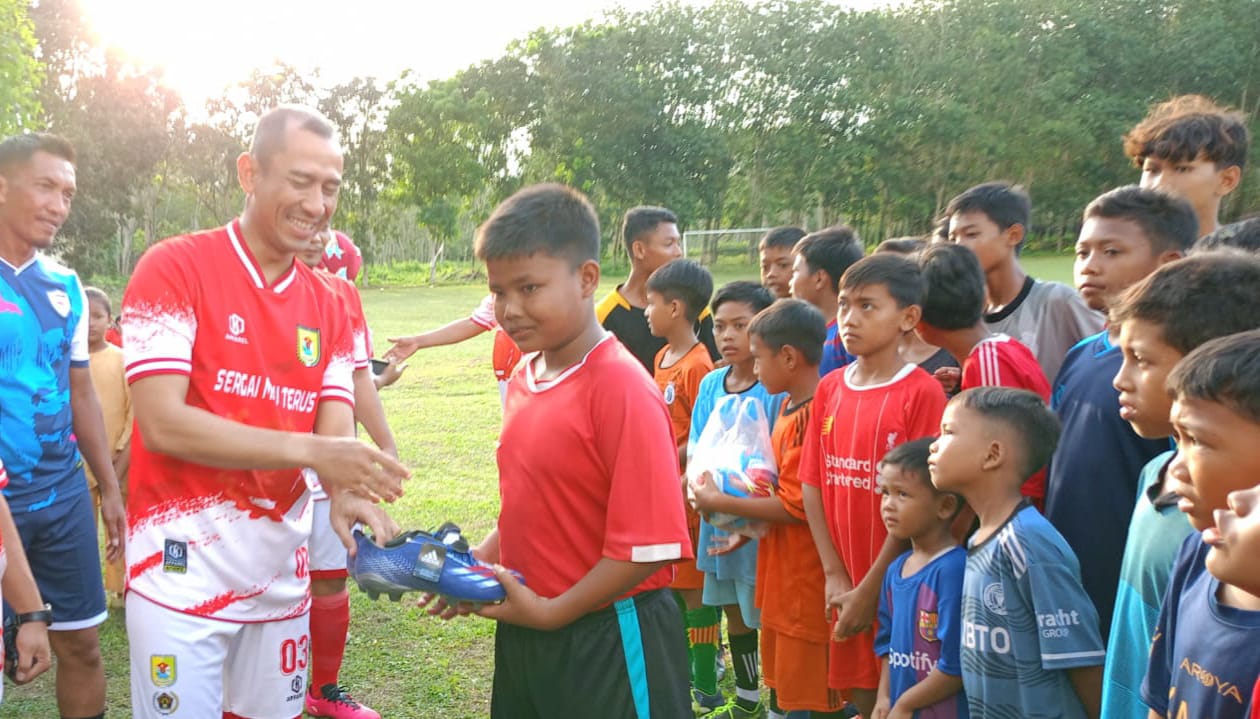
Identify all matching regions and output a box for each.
[899,304,923,334]
[236,152,256,195]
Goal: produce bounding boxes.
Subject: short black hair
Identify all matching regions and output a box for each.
[946,182,1032,249]
[1110,252,1260,355]
[954,386,1061,481]
[646,258,714,323]
[475,183,601,267]
[712,280,774,316]
[876,237,927,255]
[1124,94,1249,171]
[1167,329,1260,426]
[621,206,678,253]
[840,253,924,309]
[918,242,985,330]
[1194,217,1260,253]
[882,437,963,511]
[251,105,337,170]
[84,287,112,315]
[1083,185,1198,255]
[748,299,826,366]
[0,133,76,175]
[759,226,806,252]
[794,226,865,294]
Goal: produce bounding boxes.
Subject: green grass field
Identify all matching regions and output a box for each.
[4,254,1073,717]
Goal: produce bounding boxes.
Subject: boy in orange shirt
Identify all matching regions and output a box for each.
[645,258,718,702]
[693,298,850,718]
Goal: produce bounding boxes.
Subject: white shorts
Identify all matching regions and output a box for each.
[309,497,348,580]
[127,592,310,718]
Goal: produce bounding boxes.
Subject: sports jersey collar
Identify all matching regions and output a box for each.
[0,252,40,275]
[841,361,917,391]
[226,219,299,294]
[524,333,613,393]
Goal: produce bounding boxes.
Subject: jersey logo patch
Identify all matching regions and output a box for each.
[46,289,70,317]
[150,654,176,687]
[163,539,187,574]
[982,582,1007,616]
[918,609,939,642]
[663,382,676,404]
[822,416,834,435]
[153,690,179,714]
[297,326,321,367]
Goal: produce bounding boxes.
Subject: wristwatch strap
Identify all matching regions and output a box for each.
[15,603,53,626]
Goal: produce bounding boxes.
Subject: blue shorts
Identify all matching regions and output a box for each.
[9,488,107,630]
[702,576,760,629]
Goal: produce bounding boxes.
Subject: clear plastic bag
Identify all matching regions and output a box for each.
[686,395,779,538]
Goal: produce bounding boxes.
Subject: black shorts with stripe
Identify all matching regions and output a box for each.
[491,588,690,719]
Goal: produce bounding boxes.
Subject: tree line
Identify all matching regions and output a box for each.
[3,0,1259,280]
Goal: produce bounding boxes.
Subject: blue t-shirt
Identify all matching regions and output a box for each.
[689,366,785,587]
[820,320,856,377]
[875,546,970,719]
[1142,534,1260,719]
[962,503,1105,718]
[1045,332,1170,638]
[1102,451,1192,719]
[0,254,90,513]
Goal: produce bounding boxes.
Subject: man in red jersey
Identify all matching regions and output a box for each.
[121,106,406,719]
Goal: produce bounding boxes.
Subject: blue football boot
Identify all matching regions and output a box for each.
[347,522,522,604]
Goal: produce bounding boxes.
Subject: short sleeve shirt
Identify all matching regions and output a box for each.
[983,277,1103,385]
[122,220,355,622]
[875,547,969,719]
[654,342,714,452]
[0,253,90,512]
[470,294,497,330]
[820,320,856,377]
[962,503,1105,718]
[1142,535,1260,719]
[755,399,830,642]
[496,336,692,602]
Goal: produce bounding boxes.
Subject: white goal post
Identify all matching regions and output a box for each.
[682,227,776,265]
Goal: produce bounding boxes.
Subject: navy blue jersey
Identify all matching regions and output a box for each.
[1045,332,1170,638]
[1142,534,1259,719]
[963,503,1105,718]
[821,320,856,377]
[876,546,969,719]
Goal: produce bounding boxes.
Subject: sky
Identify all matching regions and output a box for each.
[77,0,889,111]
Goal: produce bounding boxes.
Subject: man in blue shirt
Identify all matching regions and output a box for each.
[0,133,124,719]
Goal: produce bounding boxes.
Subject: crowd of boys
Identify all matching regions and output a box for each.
[1,92,1259,719]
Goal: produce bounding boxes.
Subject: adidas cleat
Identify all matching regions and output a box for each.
[347,522,523,604]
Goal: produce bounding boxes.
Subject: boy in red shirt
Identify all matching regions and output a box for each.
[693,299,850,717]
[429,184,693,718]
[914,242,1051,507]
[800,254,947,718]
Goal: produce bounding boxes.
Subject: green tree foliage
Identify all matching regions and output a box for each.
[0,0,42,134]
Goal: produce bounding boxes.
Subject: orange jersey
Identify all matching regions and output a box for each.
[755,399,830,643]
[653,342,714,453]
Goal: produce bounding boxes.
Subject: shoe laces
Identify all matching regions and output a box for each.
[319,684,363,707]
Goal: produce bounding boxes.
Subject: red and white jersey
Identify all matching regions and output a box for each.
[316,271,372,370]
[960,333,1051,397]
[318,230,362,283]
[497,336,691,601]
[800,364,945,586]
[470,294,497,330]
[121,219,355,623]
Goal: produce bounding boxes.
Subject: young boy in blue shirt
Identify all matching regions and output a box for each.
[873,437,968,719]
[1142,331,1260,718]
[1104,252,1260,718]
[689,281,782,716]
[929,387,1104,718]
[1044,185,1197,637]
